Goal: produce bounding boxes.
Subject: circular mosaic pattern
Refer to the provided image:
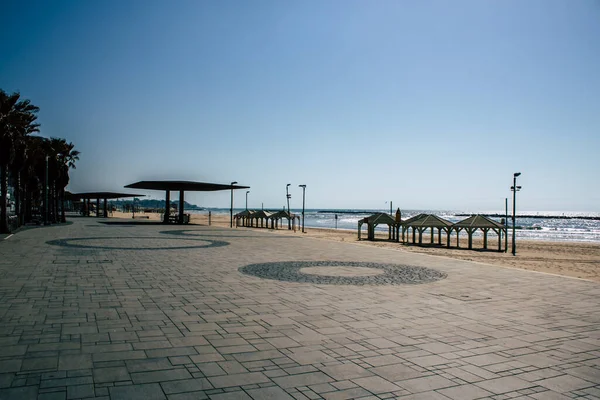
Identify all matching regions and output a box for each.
[159,229,296,239]
[239,261,446,285]
[46,236,229,251]
[299,266,385,277]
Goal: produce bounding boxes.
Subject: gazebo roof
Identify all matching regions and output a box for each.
[125,180,250,191]
[359,213,396,225]
[269,210,295,218]
[403,214,453,228]
[69,192,145,200]
[453,215,506,229]
[401,213,427,224]
[253,210,273,218]
[234,210,254,217]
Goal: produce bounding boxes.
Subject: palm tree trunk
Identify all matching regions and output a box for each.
[60,188,66,223]
[14,172,21,228]
[53,183,58,223]
[0,164,9,233]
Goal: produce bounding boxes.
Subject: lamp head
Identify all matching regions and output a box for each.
[286,183,291,187]
[514,172,521,177]
[246,191,250,194]
[231,181,238,185]
[299,184,306,188]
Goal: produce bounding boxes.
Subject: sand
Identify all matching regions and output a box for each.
[110,210,600,282]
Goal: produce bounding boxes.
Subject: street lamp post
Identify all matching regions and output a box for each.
[230,181,238,228]
[286,184,291,230]
[299,185,306,233]
[246,191,250,210]
[511,172,522,256]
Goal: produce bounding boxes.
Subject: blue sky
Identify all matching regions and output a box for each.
[2,0,599,211]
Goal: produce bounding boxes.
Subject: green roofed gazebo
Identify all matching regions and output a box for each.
[69,192,144,218]
[452,214,506,251]
[402,214,453,245]
[125,180,250,224]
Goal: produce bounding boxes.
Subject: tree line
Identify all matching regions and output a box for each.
[0,89,79,233]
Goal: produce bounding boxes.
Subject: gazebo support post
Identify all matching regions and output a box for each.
[430,227,434,243]
[178,190,184,224]
[103,198,108,218]
[457,229,460,247]
[164,191,170,224]
[438,228,442,244]
[447,230,451,247]
[96,198,100,218]
[483,228,488,249]
[497,229,502,251]
[468,228,473,249]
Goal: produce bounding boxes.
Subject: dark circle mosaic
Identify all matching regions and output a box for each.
[239,261,447,285]
[46,236,229,251]
[159,229,297,239]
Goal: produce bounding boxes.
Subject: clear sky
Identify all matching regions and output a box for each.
[2,0,599,211]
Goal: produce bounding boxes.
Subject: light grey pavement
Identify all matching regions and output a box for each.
[0,218,599,400]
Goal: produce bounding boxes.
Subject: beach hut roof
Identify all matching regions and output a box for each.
[269,210,294,218]
[401,213,427,224]
[403,214,453,228]
[360,213,396,225]
[235,210,255,217]
[252,210,273,218]
[453,215,505,229]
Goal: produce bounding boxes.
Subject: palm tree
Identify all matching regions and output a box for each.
[50,138,79,222]
[0,90,40,233]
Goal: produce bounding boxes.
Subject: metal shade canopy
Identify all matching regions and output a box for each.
[69,192,145,199]
[124,180,250,225]
[125,180,249,191]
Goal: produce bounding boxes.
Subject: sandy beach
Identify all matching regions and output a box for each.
[111,210,600,282]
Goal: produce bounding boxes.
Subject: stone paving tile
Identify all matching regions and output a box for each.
[437,383,493,399]
[209,372,271,389]
[1,219,600,399]
[395,375,455,393]
[535,374,596,393]
[109,382,166,399]
[474,376,536,394]
[351,375,402,394]
[160,377,213,394]
[245,386,294,399]
[131,368,192,384]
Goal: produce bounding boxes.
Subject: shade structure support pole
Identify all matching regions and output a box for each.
[430,227,434,243]
[87,199,90,216]
[179,190,184,224]
[96,199,100,218]
[468,229,473,249]
[457,230,460,247]
[103,198,108,218]
[164,191,170,224]
[447,229,451,247]
[483,229,488,249]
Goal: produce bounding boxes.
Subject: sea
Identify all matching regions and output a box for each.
[187,209,600,243]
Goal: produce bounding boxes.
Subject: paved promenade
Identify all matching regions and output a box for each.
[0,218,599,399]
